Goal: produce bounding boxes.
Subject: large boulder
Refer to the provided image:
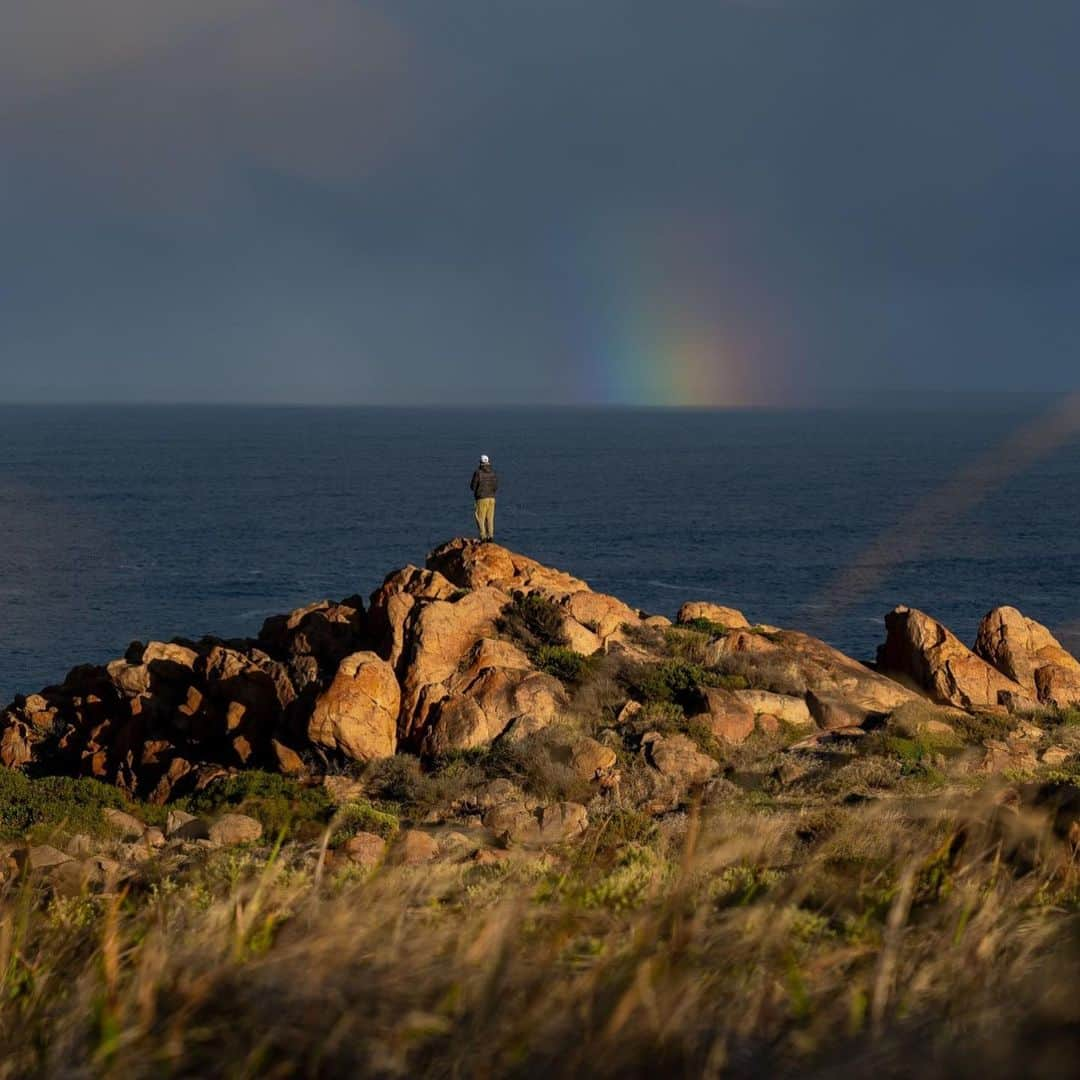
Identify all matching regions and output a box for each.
[645,733,719,787]
[307,651,399,762]
[418,640,565,756]
[483,800,588,846]
[677,602,751,629]
[974,607,1080,709]
[426,539,588,598]
[730,689,815,729]
[879,606,1026,709]
[397,587,508,741]
[707,626,915,719]
[695,687,756,744]
[367,566,459,668]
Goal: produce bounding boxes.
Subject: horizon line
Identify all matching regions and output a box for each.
[0,390,1073,411]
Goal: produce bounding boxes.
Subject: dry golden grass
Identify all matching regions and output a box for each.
[4,783,1080,1079]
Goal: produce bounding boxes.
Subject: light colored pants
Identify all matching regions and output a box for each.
[474,498,496,540]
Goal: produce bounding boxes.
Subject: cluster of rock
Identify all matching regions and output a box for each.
[879,605,1080,712]
[1,594,371,800]
[0,807,264,892]
[2,539,1078,806]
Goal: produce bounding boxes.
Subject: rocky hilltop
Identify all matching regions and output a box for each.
[3,538,1078,805]
[5,540,1080,1077]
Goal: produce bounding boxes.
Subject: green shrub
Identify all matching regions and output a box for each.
[0,771,131,839]
[330,800,400,845]
[497,593,567,652]
[682,617,730,638]
[948,710,1015,743]
[187,771,335,839]
[622,660,722,713]
[533,645,598,684]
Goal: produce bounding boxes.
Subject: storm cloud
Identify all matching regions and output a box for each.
[2,0,1078,403]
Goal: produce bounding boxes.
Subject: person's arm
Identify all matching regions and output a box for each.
[491,471,499,495]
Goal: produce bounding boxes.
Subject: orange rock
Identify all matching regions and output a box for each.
[308,651,400,763]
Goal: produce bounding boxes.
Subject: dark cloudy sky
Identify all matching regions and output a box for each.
[3,0,1078,405]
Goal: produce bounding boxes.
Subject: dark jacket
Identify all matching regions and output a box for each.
[470,463,498,500]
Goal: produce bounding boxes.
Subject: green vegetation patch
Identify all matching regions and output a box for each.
[621,659,735,713]
[329,800,400,846]
[187,771,335,840]
[532,645,600,684]
[681,617,731,638]
[0,771,134,840]
[497,592,567,653]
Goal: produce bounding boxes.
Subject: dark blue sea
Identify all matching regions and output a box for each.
[1,404,1078,703]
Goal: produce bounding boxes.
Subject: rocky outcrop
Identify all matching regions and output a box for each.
[0,590,371,800]
[878,606,1026,709]
[307,652,399,762]
[425,538,646,653]
[8,537,1071,813]
[974,607,1080,709]
[418,640,566,757]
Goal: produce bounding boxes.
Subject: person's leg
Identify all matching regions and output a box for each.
[476,498,494,540]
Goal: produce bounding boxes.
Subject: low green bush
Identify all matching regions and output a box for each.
[0,770,131,839]
[681,617,730,638]
[330,800,400,845]
[187,771,335,839]
[533,645,598,684]
[497,593,567,652]
[621,659,727,713]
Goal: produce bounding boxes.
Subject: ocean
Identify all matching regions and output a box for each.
[1,403,1077,703]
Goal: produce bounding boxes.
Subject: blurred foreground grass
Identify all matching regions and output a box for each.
[4,778,1080,1079]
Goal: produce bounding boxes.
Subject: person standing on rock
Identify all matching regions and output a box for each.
[470,454,498,542]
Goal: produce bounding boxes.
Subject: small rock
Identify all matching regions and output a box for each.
[121,842,155,864]
[538,802,588,843]
[483,802,540,844]
[647,734,720,787]
[272,739,306,775]
[50,858,105,896]
[756,713,781,735]
[209,814,263,845]
[438,831,475,855]
[1041,746,1072,766]
[806,691,872,731]
[143,827,167,848]
[978,739,1038,775]
[343,831,386,868]
[568,737,618,781]
[16,845,73,871]
[392,829,440,865]
[471,847,511,866]
[698,687,755,745]
[166,809,204,839]
[103,808,146,839]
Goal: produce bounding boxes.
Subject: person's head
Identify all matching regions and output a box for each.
[479,454,490,466]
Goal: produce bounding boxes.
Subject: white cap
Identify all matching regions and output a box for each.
[480,454,490,464]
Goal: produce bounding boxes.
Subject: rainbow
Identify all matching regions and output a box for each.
[568,224,754,407]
